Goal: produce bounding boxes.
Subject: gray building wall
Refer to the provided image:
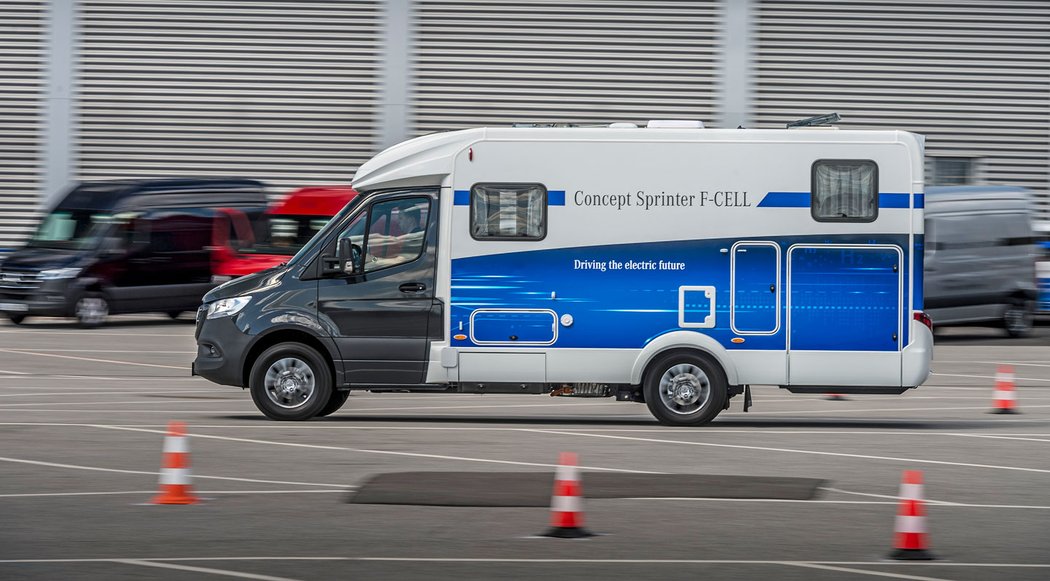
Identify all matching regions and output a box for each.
[2,0,1048,249]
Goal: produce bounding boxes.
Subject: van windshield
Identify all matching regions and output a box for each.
[239,215,334,256]
[27,210,113,250]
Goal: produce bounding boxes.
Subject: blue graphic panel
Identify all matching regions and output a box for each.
[451,235,911,351]
[790,247,900,351]
[472,310,556,344]
[733,245,778,332]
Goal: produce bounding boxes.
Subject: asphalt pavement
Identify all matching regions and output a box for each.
[1,315,1048,580]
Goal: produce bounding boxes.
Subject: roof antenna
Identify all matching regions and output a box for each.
[786,112,841,129]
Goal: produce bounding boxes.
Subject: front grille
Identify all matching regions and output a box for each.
[0,270,42,291]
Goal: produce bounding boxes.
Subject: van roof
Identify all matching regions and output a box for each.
[56,178,269,212]
[270,186,357,216]
[925,185,1033,213]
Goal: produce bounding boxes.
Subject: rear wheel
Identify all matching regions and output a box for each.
[317,391,350,417]
[5,314,25,325]
[1003,299,1034,338]
[167,311,183,320]
[643,351,727,426]
[249,342,333,421]
[75,293,108,328]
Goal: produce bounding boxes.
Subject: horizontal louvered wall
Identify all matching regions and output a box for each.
[0,1,46,249]
[76,0,383,195]
[754,0,1050,223]
[411,0,721,133]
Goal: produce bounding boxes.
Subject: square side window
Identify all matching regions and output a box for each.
[470,184,547,240]
[812,160,878,222]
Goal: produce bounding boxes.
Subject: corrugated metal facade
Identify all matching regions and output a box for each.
[410,0,721,133]
[76,0,383,194]
[754,0,1050,222]
[0,1,46,249]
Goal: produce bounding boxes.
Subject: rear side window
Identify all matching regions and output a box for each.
[812,160,878,222]
[470,183,547,240]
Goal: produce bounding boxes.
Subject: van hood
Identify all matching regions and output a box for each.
[0,246,85,272]
[203,265,287,303]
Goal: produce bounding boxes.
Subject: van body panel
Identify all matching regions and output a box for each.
[924,186,1037,329]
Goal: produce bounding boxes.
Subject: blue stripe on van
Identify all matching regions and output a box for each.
[455,189,566,206]
[758,192,922,209]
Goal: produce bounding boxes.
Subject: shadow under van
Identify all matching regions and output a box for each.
[0,178,269,327]
[924,185,1038,337]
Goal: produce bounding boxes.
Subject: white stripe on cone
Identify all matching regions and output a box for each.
[159,467,192,485]
[555,463,577,482]
[900,483,923,500]
[996,390,1017,401]
[162,436,189,454]
[895,514,927,534]
[551,494,582,513]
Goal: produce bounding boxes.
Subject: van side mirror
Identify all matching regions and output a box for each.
[336,238,363,275]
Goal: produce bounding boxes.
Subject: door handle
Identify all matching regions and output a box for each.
[399,282,426,293]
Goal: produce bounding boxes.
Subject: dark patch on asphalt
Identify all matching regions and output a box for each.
[349,472,826,506]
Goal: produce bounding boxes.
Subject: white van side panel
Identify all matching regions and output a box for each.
[395,129,926,390]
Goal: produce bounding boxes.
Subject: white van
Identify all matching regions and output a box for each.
[193,123,933,425]
[924,186,1038,336]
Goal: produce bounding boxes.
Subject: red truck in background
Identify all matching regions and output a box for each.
[212,186,357,280]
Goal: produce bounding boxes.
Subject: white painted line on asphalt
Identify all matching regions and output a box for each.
[0,390,225,400]
[0,348,187,370]
[950,361,1050,369]
[2,557,1049,571]
[0,410,251,413]
[90,424,664,474]
[0,399,240,407]
[116,559,304,581]
[932,372,1050,383]
[786,562,951,580]
[521,429,1050,474]
[12,350,195,354]
[0,330,189,337]
[0,368,30,375]
[0,489,347,498]
[728,404,1050,415]
[0,456,348,487]
[623,497,1050,509]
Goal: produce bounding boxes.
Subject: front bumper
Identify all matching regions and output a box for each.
[193,312,252,387]
[0,279,77,317]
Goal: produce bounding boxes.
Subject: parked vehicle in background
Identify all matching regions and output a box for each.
[924,186,1038,336]
[211,186,357,280]
[0,178,269,327]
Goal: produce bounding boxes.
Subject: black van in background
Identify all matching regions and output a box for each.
[0,178,269,327]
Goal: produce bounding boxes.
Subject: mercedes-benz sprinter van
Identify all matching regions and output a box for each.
[0,178,268,327]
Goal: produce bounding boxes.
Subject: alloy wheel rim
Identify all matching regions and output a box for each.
[264,357,316,409]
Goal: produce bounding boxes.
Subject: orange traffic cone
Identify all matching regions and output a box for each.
[541,452,593,538]
[990,365,1019,414]
[888,470,935,560]
[152,421,199,505]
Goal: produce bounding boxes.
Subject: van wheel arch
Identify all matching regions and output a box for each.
[242,329,338,389]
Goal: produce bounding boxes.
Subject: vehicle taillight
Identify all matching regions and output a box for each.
[913,311,933,331]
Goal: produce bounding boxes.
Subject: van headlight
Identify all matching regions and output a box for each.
[39,267,81,280]
[206,296,251,319]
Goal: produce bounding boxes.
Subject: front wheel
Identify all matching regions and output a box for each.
[5,314,26,325]
[249,343,333,421]
[643,351,727,426]
[1003,299,1034,338]
[75,293,109,328]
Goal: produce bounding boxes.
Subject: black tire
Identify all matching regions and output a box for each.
[249,342,333,421]
[317,391,350,417]
[1003,299,1034,338]
[75,293,109,328]
[167,311,184,320]
[6,314,26,325]
[643,351,728,426]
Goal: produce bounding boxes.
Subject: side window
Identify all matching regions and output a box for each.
[363,198,430,273]
[811,160,878,222]
[470,183,546,240]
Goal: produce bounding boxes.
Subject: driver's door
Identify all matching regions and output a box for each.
[316,193,438,386]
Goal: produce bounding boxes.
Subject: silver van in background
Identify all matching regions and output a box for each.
[924,186,1039,336]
